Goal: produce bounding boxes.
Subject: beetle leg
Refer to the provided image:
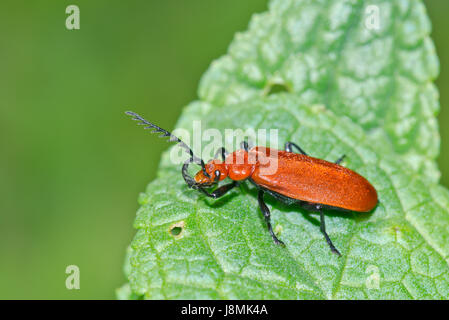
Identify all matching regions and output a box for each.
[214,147,228,161]
[317,206,341,256]
[284,142,308,155]
[335,154,346,165]
[197,181,238,199]
[182,159,197,188]
[240,139,255,152]
[258,190,285,246]
[182,157,211,189]
[200,159,210,178]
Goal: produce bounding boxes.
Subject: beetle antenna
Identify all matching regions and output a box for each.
[125,111,209,184]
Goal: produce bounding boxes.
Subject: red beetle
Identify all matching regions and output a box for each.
[127,111,378,256]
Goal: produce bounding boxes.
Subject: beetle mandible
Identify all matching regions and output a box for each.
[126,111,378,256]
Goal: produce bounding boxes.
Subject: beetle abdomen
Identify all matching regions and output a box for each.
[250,147,378,212]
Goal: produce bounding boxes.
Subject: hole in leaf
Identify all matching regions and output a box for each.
[169,221,185,238]
[266,83,289,96]
[170,227,182,236]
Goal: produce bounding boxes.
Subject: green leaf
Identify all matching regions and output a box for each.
[120,0,448,299]
[199,0,440,181]
[123,94,449,299]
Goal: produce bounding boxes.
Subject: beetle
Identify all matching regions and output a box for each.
[126,111,378,256]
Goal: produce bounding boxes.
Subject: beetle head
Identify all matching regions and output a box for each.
[194,160,228,186]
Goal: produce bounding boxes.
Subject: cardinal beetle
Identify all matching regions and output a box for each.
[126,111,378,256]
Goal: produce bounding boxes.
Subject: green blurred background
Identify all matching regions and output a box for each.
[0,0,447,299]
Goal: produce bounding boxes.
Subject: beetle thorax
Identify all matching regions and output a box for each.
[225,149,254,181]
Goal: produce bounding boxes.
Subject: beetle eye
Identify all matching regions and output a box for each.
[214,170,220,183]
